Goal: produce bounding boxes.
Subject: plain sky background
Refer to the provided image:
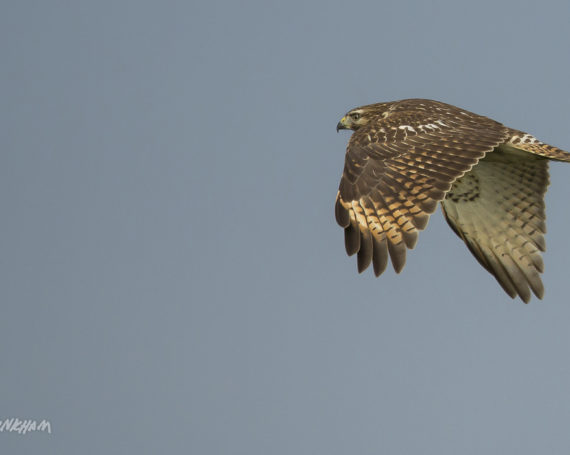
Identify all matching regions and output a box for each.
[2,0,570,453]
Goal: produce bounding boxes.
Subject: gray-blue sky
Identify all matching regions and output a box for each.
[2,0,570,453]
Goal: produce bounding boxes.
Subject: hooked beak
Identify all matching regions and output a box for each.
[336,116,348,132]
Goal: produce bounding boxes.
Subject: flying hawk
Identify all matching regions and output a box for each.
[335,99,570,303]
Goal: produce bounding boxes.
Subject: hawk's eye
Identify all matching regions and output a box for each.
[350,113,361,120]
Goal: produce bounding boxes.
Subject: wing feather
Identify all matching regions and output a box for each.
[441,148,549,302]
[336,100,509,276]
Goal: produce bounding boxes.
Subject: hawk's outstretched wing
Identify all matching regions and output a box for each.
[441,147,549,303]
[335,106,509,276]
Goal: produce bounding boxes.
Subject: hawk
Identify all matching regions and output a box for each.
[335,99,570,303]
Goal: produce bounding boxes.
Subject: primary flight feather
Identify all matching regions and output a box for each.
[335,98,570,303]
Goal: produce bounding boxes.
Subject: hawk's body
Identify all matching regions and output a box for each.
[335,99,570,303]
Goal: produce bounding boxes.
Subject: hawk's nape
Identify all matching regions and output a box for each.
[335,98,570,303]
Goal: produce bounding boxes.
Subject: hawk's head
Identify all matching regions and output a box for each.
[336,103,390,132]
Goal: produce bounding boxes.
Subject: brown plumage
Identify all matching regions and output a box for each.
[335,98,570,303]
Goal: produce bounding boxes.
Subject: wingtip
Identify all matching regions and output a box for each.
[344,224,360,256]
[335,194,351,228]
[357,246,373,273]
